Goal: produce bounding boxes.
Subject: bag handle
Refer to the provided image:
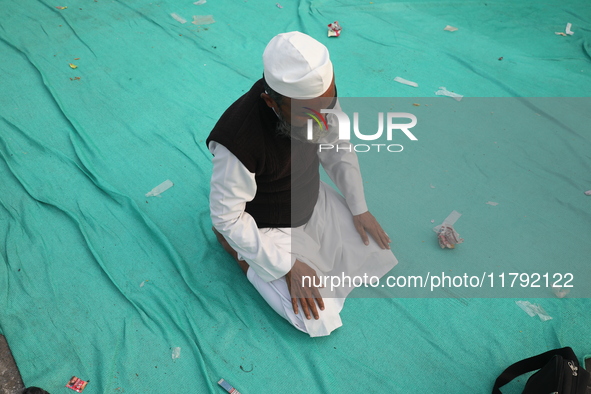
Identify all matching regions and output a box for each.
[492,347,578,394]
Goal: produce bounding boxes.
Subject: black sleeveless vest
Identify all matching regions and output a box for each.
[206,79,319,228]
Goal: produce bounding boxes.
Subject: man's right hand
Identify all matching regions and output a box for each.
[285,259,325,320]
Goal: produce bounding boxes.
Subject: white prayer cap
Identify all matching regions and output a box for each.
[263,31,333,99]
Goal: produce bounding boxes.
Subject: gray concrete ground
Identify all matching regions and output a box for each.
[0,334,24,394]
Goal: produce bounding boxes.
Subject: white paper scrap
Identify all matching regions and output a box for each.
[515,301,552,321]
[516,301,536,317]
[584,190,591,196]
[145,180,174,197]
[192,15,215,25]
[552,286,571,299]
[442,210,461,226]
[486,201,499,206]
[531,303,552,321]
[435,87,463,101]
[172,347,181,360]
[565,22,574,35]
[170,13,187,24]
[193,0,206,4]
[444,25,458,32]
[394,76,418,87]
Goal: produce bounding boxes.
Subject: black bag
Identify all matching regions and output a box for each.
[23,388,51,394]
[492,347,591,394]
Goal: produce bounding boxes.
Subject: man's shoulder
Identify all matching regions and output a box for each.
[214,79,265,128]
[208,79,268,141]
[207,79,274,173]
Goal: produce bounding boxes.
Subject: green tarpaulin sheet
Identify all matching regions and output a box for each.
[1,0,590,393]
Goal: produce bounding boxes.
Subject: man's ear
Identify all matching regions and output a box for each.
[260,92,278,110]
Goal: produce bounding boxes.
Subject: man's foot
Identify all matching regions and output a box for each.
[212,227,249,275]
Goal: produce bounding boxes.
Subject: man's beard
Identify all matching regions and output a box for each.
[275,114,330,143]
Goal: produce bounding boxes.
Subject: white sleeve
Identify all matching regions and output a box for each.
[208,141,292,282]
[317,101,369,216]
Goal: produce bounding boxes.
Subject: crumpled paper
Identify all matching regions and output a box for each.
[328,21,341,37]
[433,210,464,249]
[552,286,571,298]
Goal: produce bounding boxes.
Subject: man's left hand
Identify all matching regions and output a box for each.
[353,211,391,249]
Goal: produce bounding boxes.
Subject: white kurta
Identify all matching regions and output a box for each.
[208,108,398,336]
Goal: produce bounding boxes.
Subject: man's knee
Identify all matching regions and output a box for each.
[279,294,344,337]
[279,302,343,337]
[212,227,249,274]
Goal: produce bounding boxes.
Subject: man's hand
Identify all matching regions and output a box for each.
[285,259,324,320]
[353,211,391,249]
